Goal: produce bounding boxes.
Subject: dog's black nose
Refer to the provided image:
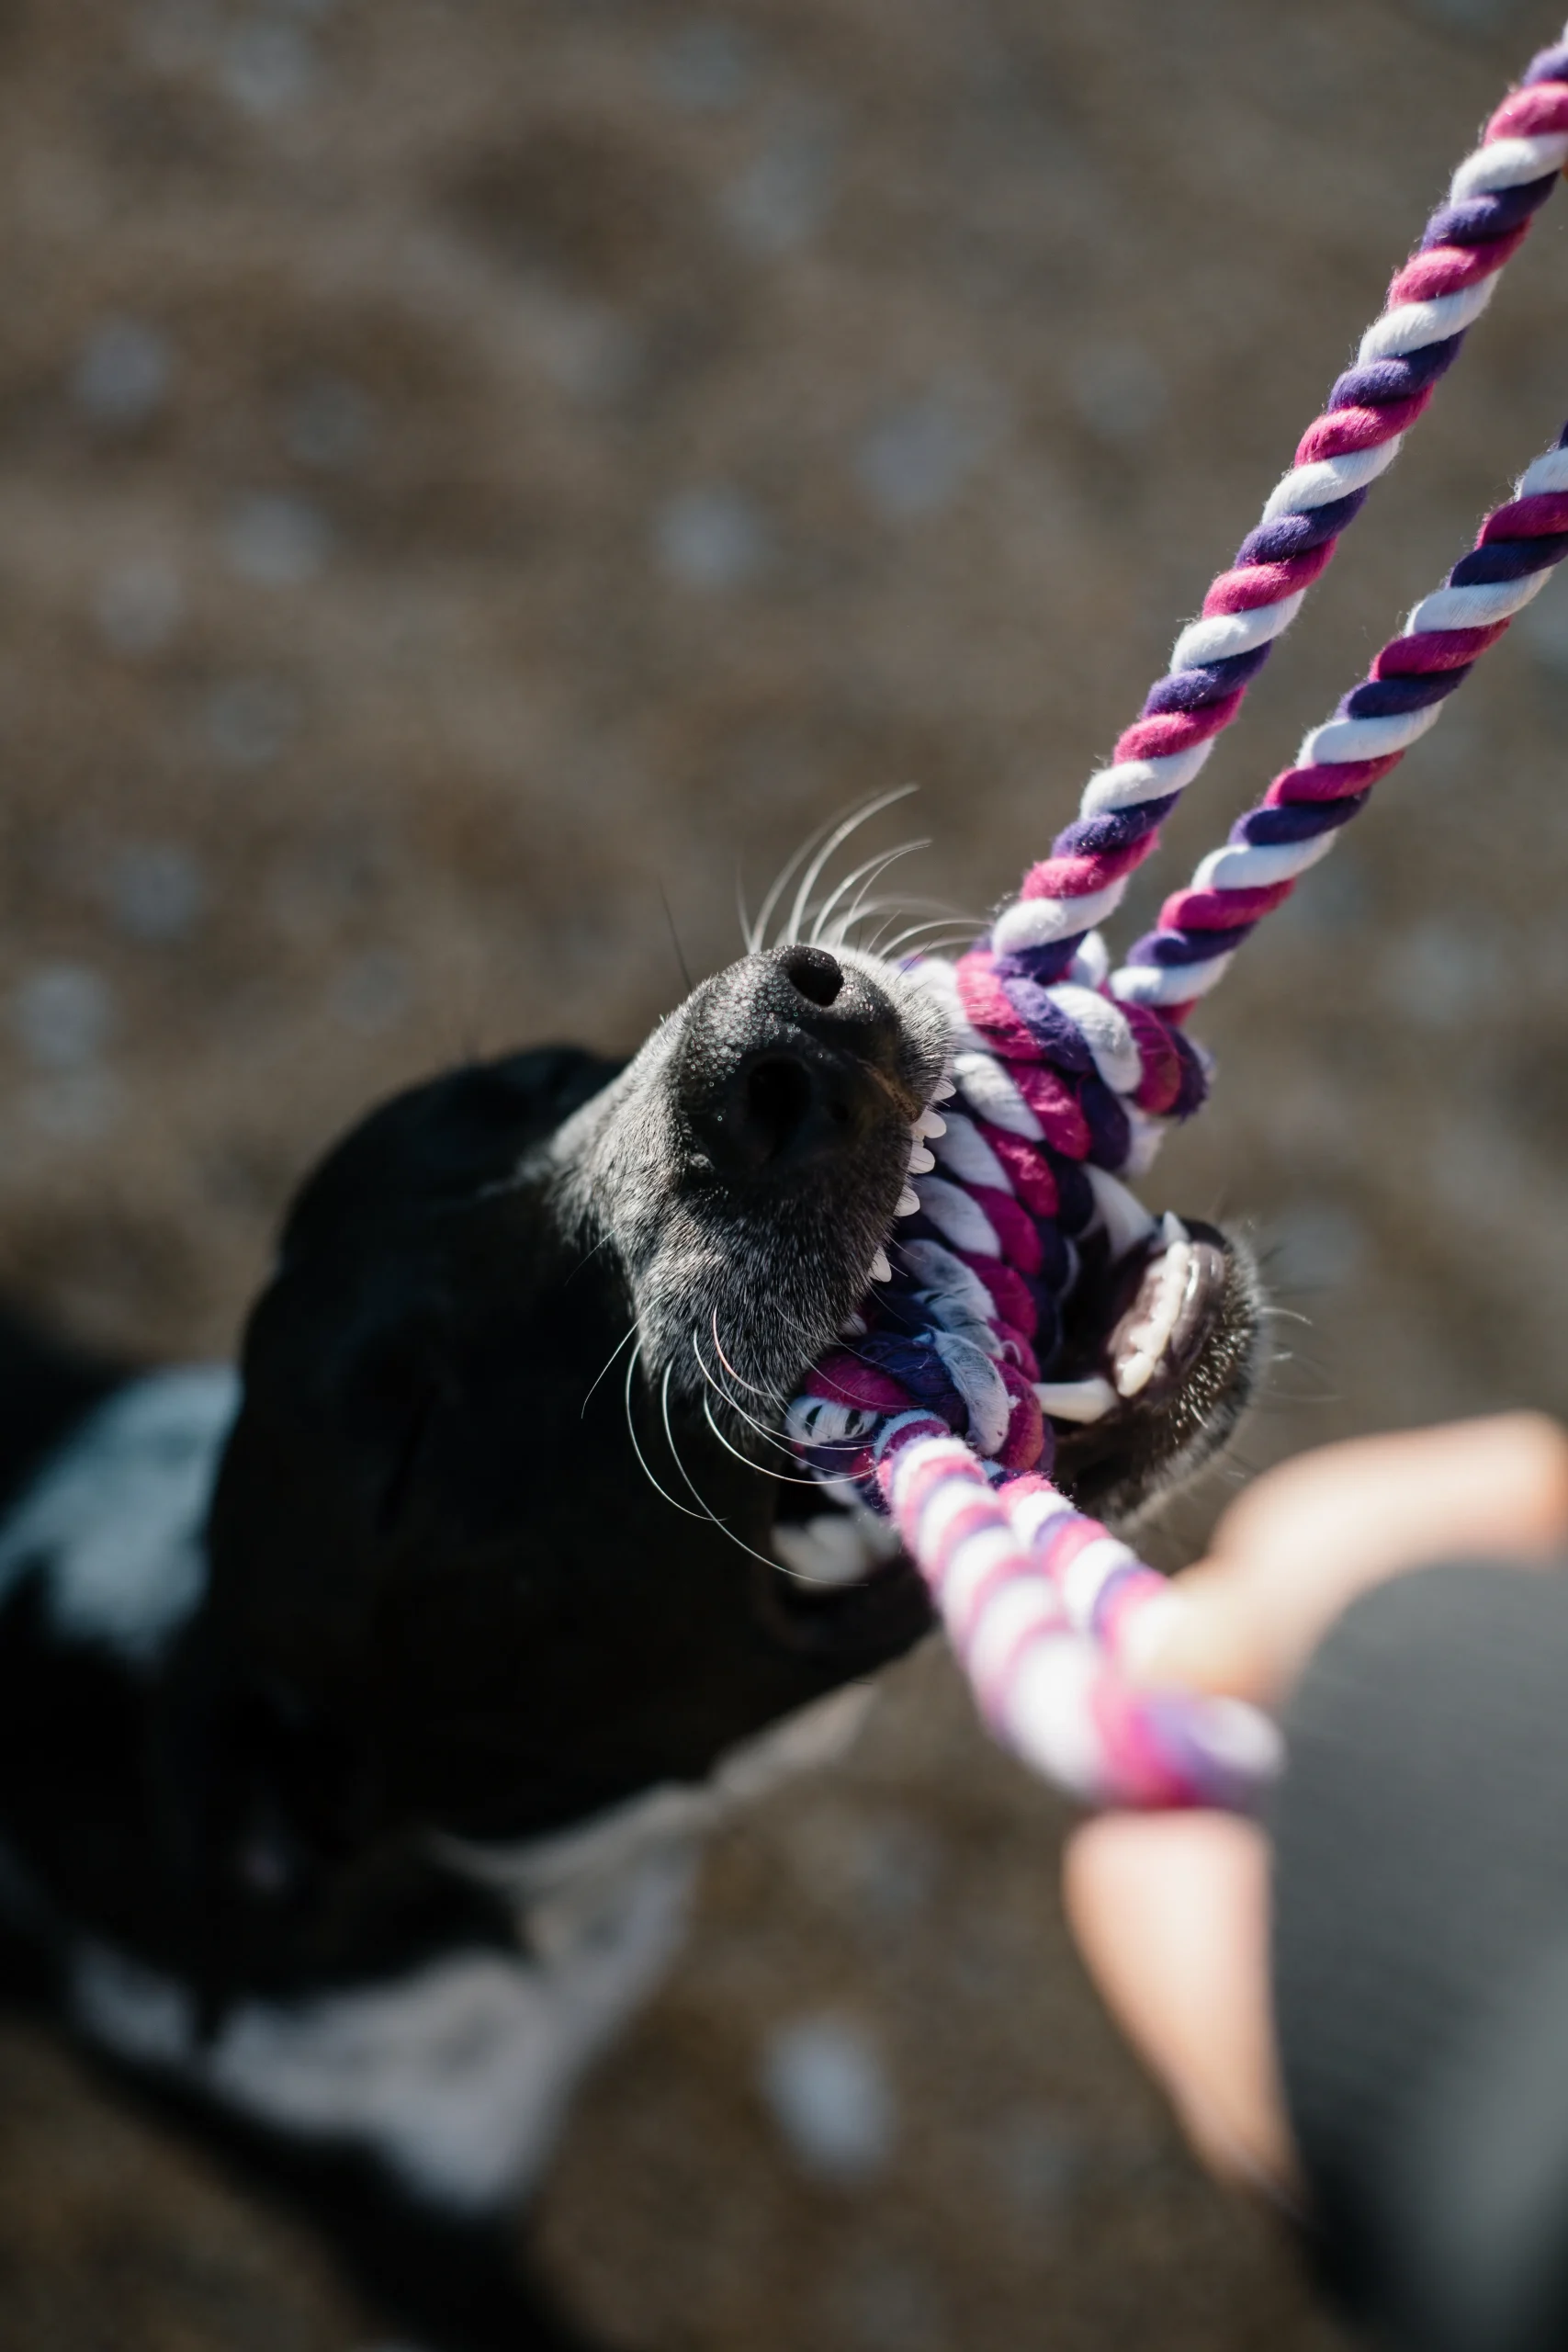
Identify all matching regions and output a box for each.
[779,944,844,1008]
[677,946,909,1182]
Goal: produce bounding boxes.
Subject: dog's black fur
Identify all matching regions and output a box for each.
[0,940,1260,2350]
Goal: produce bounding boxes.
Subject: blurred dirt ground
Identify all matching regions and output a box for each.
[0,0,1565,2345]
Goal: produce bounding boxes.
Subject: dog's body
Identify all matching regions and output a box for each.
[0,941,1261,2349]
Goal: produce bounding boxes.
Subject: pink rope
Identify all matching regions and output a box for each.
[787,28,1568,1812]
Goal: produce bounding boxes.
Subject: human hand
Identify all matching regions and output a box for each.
[1063,1414,1568,2198]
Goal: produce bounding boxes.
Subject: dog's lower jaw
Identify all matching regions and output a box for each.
[1048,1222,1267,1528]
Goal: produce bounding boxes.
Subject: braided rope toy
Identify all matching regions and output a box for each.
[784,28,1568,1811]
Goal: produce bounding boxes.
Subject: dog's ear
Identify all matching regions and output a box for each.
[196,1047,623,1853]
[278,1045,619,1264]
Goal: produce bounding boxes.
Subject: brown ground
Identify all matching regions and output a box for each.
[0,0,1564,2345]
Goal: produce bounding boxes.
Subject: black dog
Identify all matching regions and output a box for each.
[0,936,1259,2350]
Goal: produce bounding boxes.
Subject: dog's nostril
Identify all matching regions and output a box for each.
[781,945,843,1008]
[744,1056,818,1162]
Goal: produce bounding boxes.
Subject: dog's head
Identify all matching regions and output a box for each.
[203,936,1259,1854]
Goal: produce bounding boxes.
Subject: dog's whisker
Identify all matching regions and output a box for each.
[697,1400,833,1555]
[875,916,983,958]
[561,1227,616,1287]
[749,790,905,958]
[821,899,902,952]
[895,935,981,963]
[831,898,977,950]
[689,1355,795,1464]
[888,911,983,943]
[778,786,918,951]
[691,1336,811,1468]
[822,887,969,956]
[710,1297,849,1390]
[746,810,842,957]
[852,891,976,923]
[764,1289,849,1354]
[685,1399,835,1576]
[823,899,925,956]
[735,856,756,957]
[807,840,929,947]
[651,1364,800,1575]
[657,879,694,995]
[623,1338,706,1521]
[649,1367,807,1571]
[701,1391,786,1476]
[829,893,968,953]
[691,1334,780,1433]
[855,912,904,958]
[661,1361,735,1521]
[581,1319,640,1419]
[707,1310,784,1405]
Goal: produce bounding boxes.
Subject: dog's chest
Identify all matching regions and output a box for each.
[0,1367,875,2214]
[70,1683,873,2213]
[68,1824,697,2215]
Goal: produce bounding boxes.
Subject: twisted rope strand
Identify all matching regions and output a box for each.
[782,29,1568,1811]
[877,1427,1280,1807]
[988,33,1568,986]
[1114,421,1568,1009]
[940,416,1568,1806]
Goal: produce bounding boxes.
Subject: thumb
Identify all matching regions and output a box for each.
[1133,1414,1568,1708]
[1064,1812,1297,2199]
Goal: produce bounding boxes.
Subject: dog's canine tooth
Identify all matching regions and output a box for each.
[1114,1349,1156,1399]
[1118,1240,1195,1376]
[869,1246,893,1283]
[1034,1375,1118,1425]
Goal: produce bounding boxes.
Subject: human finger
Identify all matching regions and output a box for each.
[1129,1414,1568,1707]
[1063,1811,1295,2197]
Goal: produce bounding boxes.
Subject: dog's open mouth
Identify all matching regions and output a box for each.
[632,933,1259,1636]
[1042,1213,1234,1420]
[760,1204,1260,1631]
[1032,1209,1261,1524]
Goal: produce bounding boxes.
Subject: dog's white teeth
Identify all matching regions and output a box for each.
[1034,1375,1118,1425]
[1112,1239,1197,1396]
[930,1077,956,1101]
[1161,1210,1190,1248]
[914,1108,947,1139]
[1114,1351,1156,1398]
[895,1186,920,1216]
[907,1143,936,1174]
[869,1247,893,1283]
